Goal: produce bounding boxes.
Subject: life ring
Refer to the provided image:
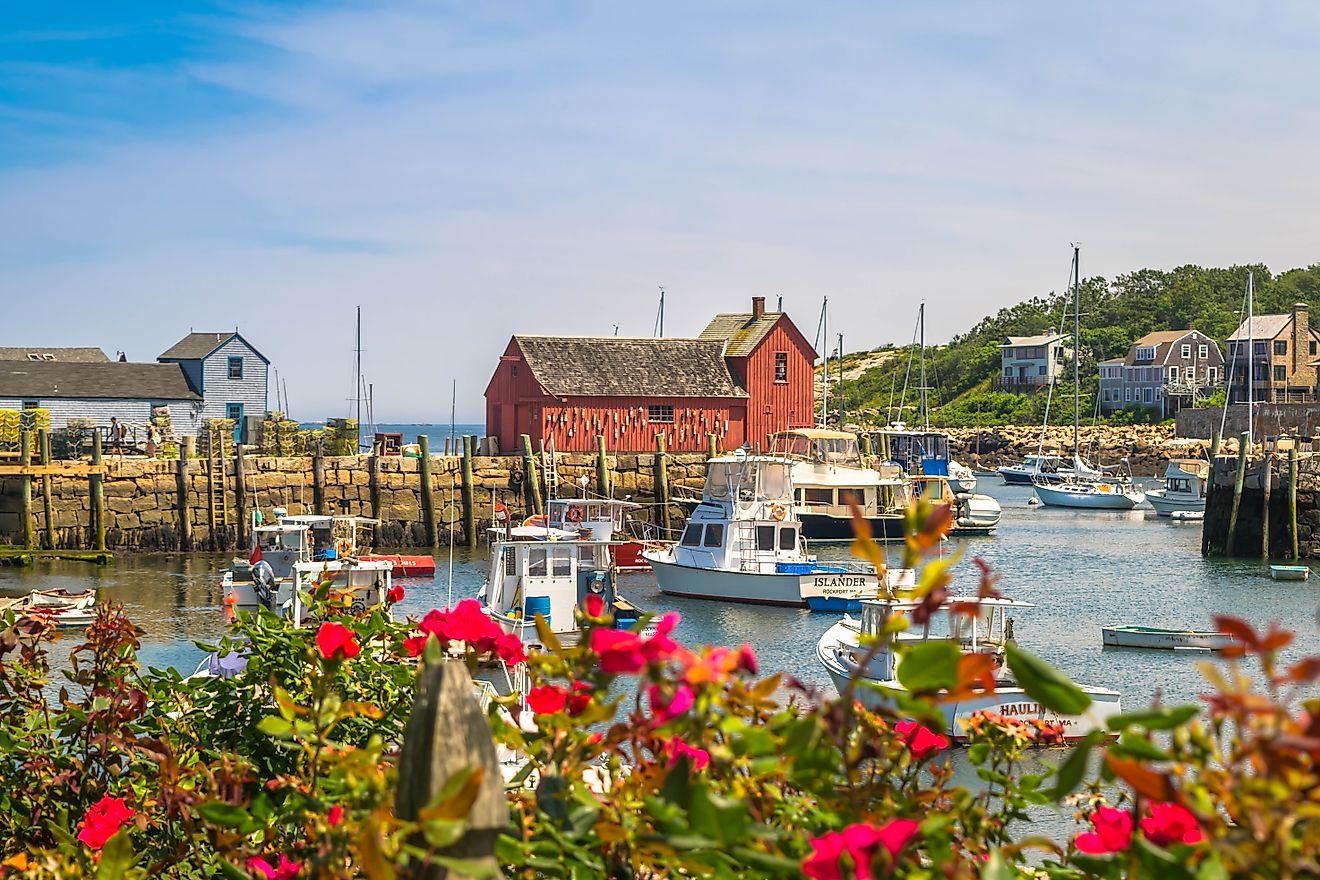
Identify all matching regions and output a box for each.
[566,507,584,525]
[335,537,353,558]
[523,514,548,527]
[770,504,787,522]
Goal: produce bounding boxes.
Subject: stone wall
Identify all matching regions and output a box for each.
[1176,404,1320,440]
[1200,453,1320,559]
[942,425,1182,477]
[0,452,710,552]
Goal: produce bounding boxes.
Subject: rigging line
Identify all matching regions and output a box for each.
[1037,256,1076,458]
[893,311,921,424]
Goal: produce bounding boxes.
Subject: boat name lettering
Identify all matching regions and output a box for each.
[811,576,869,590]
[998,702,1043,717]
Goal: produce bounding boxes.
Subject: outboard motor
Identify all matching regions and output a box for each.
[251,559,276,608]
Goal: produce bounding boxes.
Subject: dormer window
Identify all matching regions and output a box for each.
[1135,346,1156,361]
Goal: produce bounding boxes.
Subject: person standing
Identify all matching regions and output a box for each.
[109,417,125,461]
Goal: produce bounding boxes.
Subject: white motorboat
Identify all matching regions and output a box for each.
[947,460,977,494]
[644,452,882,609]
[1102,625,1236,651]
[1145,458,1209,516]
[817,597,1122,742]
[997,453,1073,485]
[221,511,381,608]
[1032,474,1146,510]
[227,556,395,621]
[0,588,99,628]
[542,498,660,571]
[479,525,648,648]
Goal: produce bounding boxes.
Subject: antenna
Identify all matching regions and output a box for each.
[816,297,829,426]
[612,323,620,337]
[654,287,666,337]
[777,294,783,312]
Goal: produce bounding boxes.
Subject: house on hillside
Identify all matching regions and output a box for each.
[1098,329,1224,418]
[158,332,270,440]
[1225,303,1320,404]
[484,297,815,453]
[998,333,1070,391]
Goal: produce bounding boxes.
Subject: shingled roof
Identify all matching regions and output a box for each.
[514,336,747,398]
[0,347,110,363]
[158,331,270,363]
[0,362,201,401]
[699,313,784,358]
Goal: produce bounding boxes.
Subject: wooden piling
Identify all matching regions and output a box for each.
[1290,446,1300,560]
[460,440,476,549]
[1225,431,1249,557]
[466,434,477,460]
[176,437,193,550]
[369,451,382,521]
[38,430,53,550]
[597,435,611,497]
[656,433,671,535]
[1210,429,1221,459]
[312,447,327,516]
[707,432,719,460]
[18,430,33,550]
[234,443,248,550]
[90,432,106,553]
[1261,453,1273,560]
[520,434,542,516]
[859,433,874,458]
[418,435,437,548]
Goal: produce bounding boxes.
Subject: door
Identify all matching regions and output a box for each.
[226,403,244,443]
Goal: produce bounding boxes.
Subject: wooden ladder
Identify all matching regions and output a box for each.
[207,425,230,532]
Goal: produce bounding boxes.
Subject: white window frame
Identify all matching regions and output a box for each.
[1198,344,1208,359]
[1168,366,1179,382]
[1181,344,1191,359]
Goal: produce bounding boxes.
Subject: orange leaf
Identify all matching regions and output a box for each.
[1105,753,1178,802]
[1212,616,1260,653]
[1261,622,1294,652]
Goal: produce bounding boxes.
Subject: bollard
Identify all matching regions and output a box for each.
[707,432,719,460]
[1290,446,1300,560]
[419,435,437,548]
[370,451,383,521]
[1225,432,1250,557]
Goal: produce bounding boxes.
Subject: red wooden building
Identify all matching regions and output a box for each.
[484,297,815,453]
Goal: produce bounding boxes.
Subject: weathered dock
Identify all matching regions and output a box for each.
[1202,435,1319,560]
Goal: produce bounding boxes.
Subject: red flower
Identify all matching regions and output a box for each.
[417,600,503,656]
[248,854,302,880]
[418,609,447,641]
[1075,805,1134,854]
[494,631,526,666]
[327,805,343,828]
[527,685,568,715]
[1140,802,1203,847]
[663,738,710,770]
[403,634,430,657]
[591,628,647,674]
[567,681,593,717]
[77,795,134,850]
[894,720,948,761]
[315,622,360,661]
[387,585,405,604]
[803,820,920,879]
[647,683,694,723]
[583,593,605,618]
[735,643,759,675]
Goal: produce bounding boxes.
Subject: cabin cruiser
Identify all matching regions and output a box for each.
[997,453,1073,485]
[479,525,647,649]
[643,453,882,609]
[817,596,1122,741]
[541,498,660,571]
[1145,458,1209,516]
[871,424,977,494]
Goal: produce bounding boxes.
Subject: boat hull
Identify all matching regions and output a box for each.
[1145,491,1205,516]
[359,554,437,577]
[610,541,654,572]
[999,467,1066,485]
[798,512,907,540]
[1034,483,1145,510]
[1270,565,1311,581]
[1102,626,1235,651]
[648,554,878,607]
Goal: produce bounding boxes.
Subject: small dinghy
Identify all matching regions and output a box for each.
[1102,625,1236,652]
[1169,510,1204,522]
[1270,565,1311,582]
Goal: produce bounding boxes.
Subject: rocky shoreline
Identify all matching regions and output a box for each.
[942,425,1191,479]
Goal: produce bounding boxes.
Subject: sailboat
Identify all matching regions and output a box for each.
[1033,247,1145,510]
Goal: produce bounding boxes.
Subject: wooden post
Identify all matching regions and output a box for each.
[460,440,476,549]
[396,661,508,879]
[312,447,327,515]
[520,434,542,516]
[177,436,193,550]
[419,435,437,548]
[1225,432,1250,557]
[369,451,382,521]
[466,435,477,460]
[1290,446,1300,560]
[1262,453,1273,559]
[234,443,248,550]
[1210,429,1221,459]
[90,432,106,552]
[655,433,671,535]
[597,434,611,497]
[18,430,33,550]
[860,432,874,458]
[707,432,719,460]
[39,430,53,551]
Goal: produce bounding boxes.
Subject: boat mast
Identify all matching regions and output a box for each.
[1071,246,1080,462]
[919,301,928,430]
[655,286,665,337]
[1247,270,1254,449]
[837,332,845,427]
[354,305,363,454]
[818,297,829,426]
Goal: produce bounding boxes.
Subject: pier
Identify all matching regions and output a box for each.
[1202,436,1320,560]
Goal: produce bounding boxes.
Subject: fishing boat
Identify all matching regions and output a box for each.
[643,452,881,607]
[1145,458,1209,516]
[1102,625,1236,651]
[1270,565,1311,581]
[542,498,659,571]
[478,524,648,649]
[817,597,1122,741]
[997,453,1073,486]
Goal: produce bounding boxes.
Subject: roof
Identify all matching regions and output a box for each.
[513,336,748,398]
[1100,357,1124,364]
[0,362,201,401]
[772,428,857,440]
[158,331,270,364]
[1131,330,1191,347]
[1002,333,1068,347]
[1123,329,1212,366]
[699,312,785,358]
[0,347,110,363]
[1227,315,1293,341]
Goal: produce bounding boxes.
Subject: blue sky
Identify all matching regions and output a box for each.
[3,2,1320,421]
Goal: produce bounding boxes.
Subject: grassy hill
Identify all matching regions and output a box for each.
[823,262,1320,427]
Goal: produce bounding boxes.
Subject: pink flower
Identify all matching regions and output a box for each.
[1075,805,1134,854]
[640,612,682,662]
[77,795,134,850]
[591,628,647,674]
[248,854,302,880]
[527,685,568,715]
[803,820,920,879]
[387,585,405,604]
[1140,802,1203,847]
[735,643,758,675]
[583,593,605,617]
[647,683,694,723]
[327,805,343,828]
[664,738,710,770]
[417,600,504,656]
[894,720,948,761]
[315,622,360,661]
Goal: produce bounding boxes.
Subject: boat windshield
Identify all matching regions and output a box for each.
[704,459,793,502]
[774,432,861,466]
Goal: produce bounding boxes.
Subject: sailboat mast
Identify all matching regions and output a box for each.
[354,306,363,454]
[1247,271,1254,448]
[820,297,829,426]
[837,332,845,427]
[1072,246,1080,459]
[919,302,928,430]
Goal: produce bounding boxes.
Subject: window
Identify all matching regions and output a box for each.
[1125,387,1131,402]
[1275,340,1288,356]
[1003,367,1012,377]
[1037,365,1047,375]
[504,549,516,575]
[1144,388,1152,403]
[1168,366,1179,382]
[528,548,547,576]
[1275,365,1287,381]
[1206,367,1216,383]
[681,523,703,546]
[1312,342,1317,356]
[779,527,797,550]
[703,524,724,548]
[1102,390,1110,402]
[803,488,834,505]
[1181,344,1191,359]
[648,404,674,423]
[1255,342,1267,357]
[21,401,39,410]
[511,364,518,377]
[550,550,572,578]
[757,525,776,551]
[774,352,788,383]
[227,356,244,379]
[1198,344,1208,359]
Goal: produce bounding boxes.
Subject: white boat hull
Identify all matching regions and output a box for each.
[1102,626,1234,651]
[999,466,1069,485]
[1034,482,1145,510]
[647,553,878,607]
[1145,490,1205,516]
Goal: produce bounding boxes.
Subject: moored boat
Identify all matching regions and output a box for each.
[1102,625,1236,651]
[543,498,659,571]
[1032,475,1146,510]
[997,453,1073,485]
[1145,458,1209,517]
[1270,565,1311,581]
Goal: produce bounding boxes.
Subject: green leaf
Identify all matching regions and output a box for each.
[896,640,962,694]
[1115,731,1173,763]
[196,801,253,828]
[981,850,1016,880]
[1048,729,1104,801]
[967,742,990,765]
[430,855,499,879]
[687,783,750,846]
[256,715,293,737]
[1106,705,1200,732]
[1005,644,1092,715]
[94,831,137,880]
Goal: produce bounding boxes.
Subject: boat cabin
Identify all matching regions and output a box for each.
[872,426,953,477]
[483,530,632,637]
[1163,459,1209,496]
[772,428,864,467]
[545,498,641,541]
[282,559,394,624]
[855,596,1033,681]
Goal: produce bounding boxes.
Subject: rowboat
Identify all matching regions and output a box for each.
[1169,510,1203,522]
[1269,565,1311,581]
[1102,625,1236,651]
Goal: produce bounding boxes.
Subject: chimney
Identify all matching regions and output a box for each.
[752,296,765,318]
[1294,302,1310,376]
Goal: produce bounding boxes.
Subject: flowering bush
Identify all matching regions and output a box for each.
[0,502,1317,878]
